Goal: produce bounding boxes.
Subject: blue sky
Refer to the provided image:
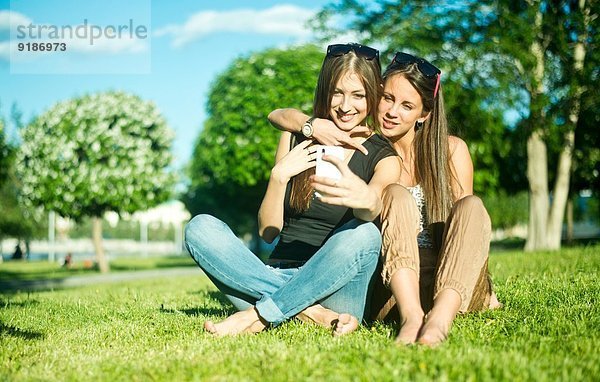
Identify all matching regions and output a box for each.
[0,0,340,169]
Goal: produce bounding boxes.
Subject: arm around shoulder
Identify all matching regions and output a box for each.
[268,108,309,134]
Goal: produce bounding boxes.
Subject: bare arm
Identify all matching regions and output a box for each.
[258,133,316,243]
[268,108,370,154]
[312,155,402,222]
[448,135,473,201]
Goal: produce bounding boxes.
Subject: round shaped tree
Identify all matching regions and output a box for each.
[17,91,175,272]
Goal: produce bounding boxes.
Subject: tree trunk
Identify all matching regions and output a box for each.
[92,216,110,273]
[566,197,574,245]
[547,130,575,249]
[525,129,549,251]
[546,0,589,250]
[524,3,550,252]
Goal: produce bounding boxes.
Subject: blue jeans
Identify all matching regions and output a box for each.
[184,214,381,324]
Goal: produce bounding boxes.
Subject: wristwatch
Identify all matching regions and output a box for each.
[302,117,316,138]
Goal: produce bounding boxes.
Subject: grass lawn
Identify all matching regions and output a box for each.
[1,245,599,381]
[0,255,196,282]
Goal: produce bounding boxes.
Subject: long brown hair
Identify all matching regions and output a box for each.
[382,61,454,224]
[289,48,382,214]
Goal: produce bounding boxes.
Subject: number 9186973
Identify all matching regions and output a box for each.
[17,42,67,52]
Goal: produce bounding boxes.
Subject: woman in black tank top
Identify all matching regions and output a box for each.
[185,43,400,336]
[269,52,502,347]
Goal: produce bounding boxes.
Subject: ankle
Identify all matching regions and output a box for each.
[400,311,425,326]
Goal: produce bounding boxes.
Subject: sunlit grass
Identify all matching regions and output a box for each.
[1,245,599,381]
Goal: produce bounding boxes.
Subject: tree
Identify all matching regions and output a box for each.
[313,2,511,198]
[184,45,324,248]
[1,105,43,264]
[312,0,599,250]
[0,111,11,187]
[17,91,175,272]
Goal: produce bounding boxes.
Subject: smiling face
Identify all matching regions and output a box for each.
[378,73,427,141]
[329,71,369,131]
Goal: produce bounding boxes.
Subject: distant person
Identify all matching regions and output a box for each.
[63,253,73,269]
[12,242,24,260]
[185,43,401,336]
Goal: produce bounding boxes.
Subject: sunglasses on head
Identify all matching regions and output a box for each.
[326,43,379,61]
[392,52,442,98]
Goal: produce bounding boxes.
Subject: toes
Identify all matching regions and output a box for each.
[417,327,447,347]
[417,333,443,347]
[333,313,359,337]
[204,321,218,335]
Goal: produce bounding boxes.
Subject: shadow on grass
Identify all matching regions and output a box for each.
[160,291,236,317]
[0,322,45,340]
[0,268,96,282]
[110,256,196,272]
[0,298,40,309]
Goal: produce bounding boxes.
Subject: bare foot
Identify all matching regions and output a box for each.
[332,313,359,337]
[204,307,267,336]
[395,315,424,345]
[489,291,503,310]
[416,315,450,347]
[296,304,339,328]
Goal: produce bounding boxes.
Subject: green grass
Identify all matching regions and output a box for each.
[1,245,599,381]
[0,255,195,281]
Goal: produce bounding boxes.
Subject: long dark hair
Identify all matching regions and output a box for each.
[289,48,382,214]
[383,61,454,224]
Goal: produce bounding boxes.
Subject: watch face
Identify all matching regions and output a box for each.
[302,123,312,137]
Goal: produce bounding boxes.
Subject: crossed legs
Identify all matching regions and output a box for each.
[184,215,379,336]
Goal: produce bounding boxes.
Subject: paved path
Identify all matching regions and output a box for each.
[0,267,202,292]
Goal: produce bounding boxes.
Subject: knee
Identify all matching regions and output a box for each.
[381,184,419,223]
[354,222,382,250]
[382,184,413,207]
[453,196,491,230]
[332,221,382,256]
[184,214,225,247]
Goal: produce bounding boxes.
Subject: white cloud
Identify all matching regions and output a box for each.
[155,5,316,48]
[0,10,33,30]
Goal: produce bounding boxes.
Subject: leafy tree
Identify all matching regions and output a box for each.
[0,106,43,263]
[17,91,175,272]
[314,2,511,197]
[312,0,599,250]
[184,45,323,247]
[0,112,11,187]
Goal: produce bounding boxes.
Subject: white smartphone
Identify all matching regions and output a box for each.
[315,145,344,197]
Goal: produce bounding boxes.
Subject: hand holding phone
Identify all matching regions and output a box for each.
[315,145,344,197]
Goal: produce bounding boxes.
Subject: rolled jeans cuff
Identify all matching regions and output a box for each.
[255,296,285,325]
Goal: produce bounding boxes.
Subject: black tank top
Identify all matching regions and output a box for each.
[269,133,397,263]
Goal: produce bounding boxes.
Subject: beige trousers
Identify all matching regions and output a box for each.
[370,184,493,321]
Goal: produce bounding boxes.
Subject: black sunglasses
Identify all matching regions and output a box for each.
[392,52,442,97]
[392,52,441,78]
[326,43,379,61]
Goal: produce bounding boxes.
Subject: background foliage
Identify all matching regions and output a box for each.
[0,109,43,240]
[17,91,176,221]
[183,45,324,237]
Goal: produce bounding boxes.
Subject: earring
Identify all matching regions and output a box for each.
[415,120,424,130]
